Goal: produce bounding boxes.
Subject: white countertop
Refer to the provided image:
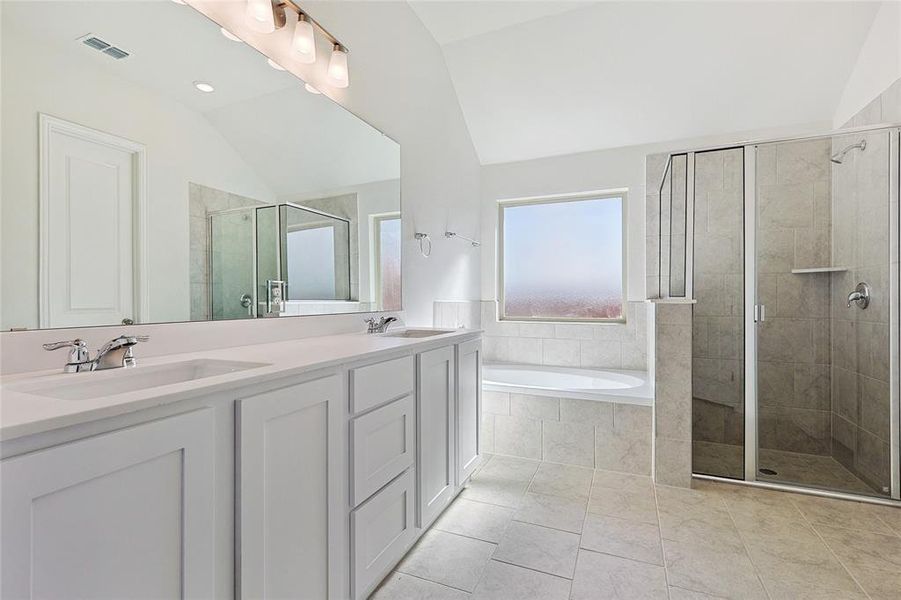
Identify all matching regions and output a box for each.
[0,328,480,441]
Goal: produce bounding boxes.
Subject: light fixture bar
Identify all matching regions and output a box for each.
[279,1,348,53]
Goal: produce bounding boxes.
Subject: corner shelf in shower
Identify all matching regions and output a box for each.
[790,267,848,274]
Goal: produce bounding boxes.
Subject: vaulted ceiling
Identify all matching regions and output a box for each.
[410,1,882,164]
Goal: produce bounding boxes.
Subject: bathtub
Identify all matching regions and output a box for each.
[482,363,653,406]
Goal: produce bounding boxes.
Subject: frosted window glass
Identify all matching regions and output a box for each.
[378,217,401,311]
[501,196,623,320]
[286,226,336,300]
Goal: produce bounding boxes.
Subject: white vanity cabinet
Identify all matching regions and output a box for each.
[416,345,456,528]
[0,409,216,599]
[456,339,482,485]
[236,374,345,600]
[0,331,482,600]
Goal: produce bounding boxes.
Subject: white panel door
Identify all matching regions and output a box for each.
[41,116,142,327]
[0,409,216,599]
[237,375,345,600]
[417,346,455,528]
[456,339,481,485]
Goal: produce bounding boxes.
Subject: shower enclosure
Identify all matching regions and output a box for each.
[208,203,351,320]
[659,124,900,500]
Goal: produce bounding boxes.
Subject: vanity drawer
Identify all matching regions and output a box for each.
[350,469,415,600]
[351,394,415,506]
[349,355,414,414]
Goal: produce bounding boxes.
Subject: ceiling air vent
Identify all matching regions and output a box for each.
[103,47,130,60]
[77,34,131,60]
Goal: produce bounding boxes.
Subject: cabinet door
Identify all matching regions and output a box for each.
[350,469,415,600]
[416,346,455,528]
[237,375,345,600]
[456,339,482,485]
[1,409,215,599]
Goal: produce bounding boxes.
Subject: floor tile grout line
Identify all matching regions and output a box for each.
[784,495,874,600]
[489,557,574,582]
[717,488,777,600]
[651,480,674,600]
[469,459,545,596]
[575,546,665,569]
[388,570,475,596]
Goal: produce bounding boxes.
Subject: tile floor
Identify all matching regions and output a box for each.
[693,441,879,495]
[372,454,901,600]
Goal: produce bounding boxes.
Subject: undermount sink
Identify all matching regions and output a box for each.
[384,329,455,338]
[19,359,269,401]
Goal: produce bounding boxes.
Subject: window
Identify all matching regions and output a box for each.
[499,193,625,322]
[373,214,401,311]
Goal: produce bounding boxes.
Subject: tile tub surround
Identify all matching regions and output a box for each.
[478,300,649,371]
[373,454,901,600]
[655,303,692,487]
[481,389,652,474]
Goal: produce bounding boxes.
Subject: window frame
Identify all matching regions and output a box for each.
[371,212,402,311]
[497,190,627,324]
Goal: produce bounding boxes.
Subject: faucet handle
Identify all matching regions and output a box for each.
[43,339,90,371]
[43,339,87,351]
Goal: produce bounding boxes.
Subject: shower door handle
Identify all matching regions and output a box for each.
[754,304,766,323]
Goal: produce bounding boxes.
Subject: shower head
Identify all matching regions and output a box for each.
[830,139,867,164]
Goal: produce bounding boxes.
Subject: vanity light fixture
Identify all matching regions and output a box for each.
[193,81,215,93]
[304,83,322,94]
[327,44,349,88]
[220,27,243,42]
[267,58,287,71]
[292,13,316,64]
[245,0,286,34]
[237,0,350,88]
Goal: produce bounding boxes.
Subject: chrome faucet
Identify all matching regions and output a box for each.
[43,334,150,373]
[365,316,398,334]
[847,282,871,309]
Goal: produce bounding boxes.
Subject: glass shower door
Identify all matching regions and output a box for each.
[753,130,895,497]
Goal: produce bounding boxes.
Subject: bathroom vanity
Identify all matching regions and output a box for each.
[0,329,482,599]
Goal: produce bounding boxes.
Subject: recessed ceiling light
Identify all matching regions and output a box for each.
[193,81,215,93]
[220,27,243,43]
[267,58,286,71]
[304,83,321,95]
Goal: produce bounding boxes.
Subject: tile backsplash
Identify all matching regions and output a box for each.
[475,300,649,371]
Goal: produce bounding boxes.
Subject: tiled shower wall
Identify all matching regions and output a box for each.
[830,77,900,491]
[188,183,265,321]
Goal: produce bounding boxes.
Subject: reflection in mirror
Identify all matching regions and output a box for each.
[0,0,401,331]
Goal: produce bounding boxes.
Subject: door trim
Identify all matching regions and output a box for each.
[38,113,148,327]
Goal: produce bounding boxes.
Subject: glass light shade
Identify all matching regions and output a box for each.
[245,0,277,33]
[267,58,286,71]
[327,45,349,88]
[220,27,243,42]
[304,83,321,94]
[292,15,316,64]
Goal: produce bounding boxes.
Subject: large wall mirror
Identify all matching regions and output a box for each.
[0,0,401,331]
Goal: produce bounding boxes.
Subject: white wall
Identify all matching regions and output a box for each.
[1,0,480,371]
[833,1,901,127]
[1,26,276,330]
[479,122,830,305]
[190,0,482,328]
